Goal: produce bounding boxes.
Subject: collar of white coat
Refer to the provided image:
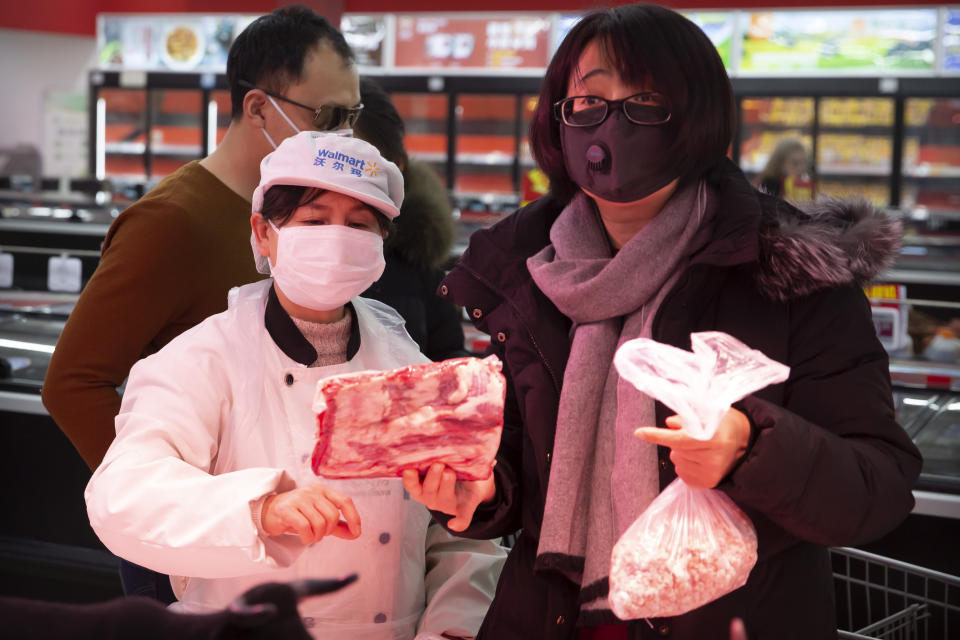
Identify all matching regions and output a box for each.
[262,283,361,365]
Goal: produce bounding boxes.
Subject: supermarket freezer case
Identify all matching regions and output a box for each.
[0,298,122,602]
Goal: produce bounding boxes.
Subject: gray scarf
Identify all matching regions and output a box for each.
[527,181,712,618]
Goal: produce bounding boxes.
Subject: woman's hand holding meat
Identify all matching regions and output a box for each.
[261,483,362,545]
[635,409,752,489]
[402,463,496,532]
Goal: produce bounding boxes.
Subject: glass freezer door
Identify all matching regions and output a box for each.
[101,88,148,182]
[737,97,815,196]
[902,98,960,218]
[147,89,204,180]
[392,92,449,188]
[454,94,519,198]
[816,97,894,206]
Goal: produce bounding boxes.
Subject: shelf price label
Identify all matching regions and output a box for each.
[48,255,82,293]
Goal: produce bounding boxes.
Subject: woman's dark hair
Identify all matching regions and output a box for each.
[530,4,735,203]
[227,5,355,118]
[261,185,393,237]
[354,78,410,171]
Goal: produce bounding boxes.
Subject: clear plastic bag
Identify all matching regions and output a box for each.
[608,331,790,620]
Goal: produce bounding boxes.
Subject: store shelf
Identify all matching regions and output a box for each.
[455,152,515,166]
[104,142,202,156]
[883,269,960,286]
[904,166,960,179]
[818,165,892,177]
[0,219,111,237]
[912,490,960,518]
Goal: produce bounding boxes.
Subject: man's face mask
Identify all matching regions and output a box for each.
[555,92,677,203]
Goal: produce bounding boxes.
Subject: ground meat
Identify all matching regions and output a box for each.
[609,480,758,620]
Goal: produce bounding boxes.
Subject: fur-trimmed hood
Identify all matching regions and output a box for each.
[756,197,902,302]
[387,160,456,270]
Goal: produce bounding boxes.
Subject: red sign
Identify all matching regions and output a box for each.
[394,15,551,69]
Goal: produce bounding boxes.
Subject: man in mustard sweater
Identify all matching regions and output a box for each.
[41,5,362,601]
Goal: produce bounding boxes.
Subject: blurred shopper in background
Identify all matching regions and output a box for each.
[402,4,921,639]
[757,137,812,200]
[354,77,470,360]
[42,5,360,603]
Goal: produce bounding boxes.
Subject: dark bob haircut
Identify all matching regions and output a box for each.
[261,185,393,238]
[530,4,735,204]
[227,5,354,118]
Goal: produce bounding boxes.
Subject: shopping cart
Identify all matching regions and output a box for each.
[831,547,960,640]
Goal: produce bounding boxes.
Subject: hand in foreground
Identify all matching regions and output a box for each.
[634,408,751,489]
[729,618,748,640]
[225,575,358,640]
[261,484,361,545]
[402,463,496,532]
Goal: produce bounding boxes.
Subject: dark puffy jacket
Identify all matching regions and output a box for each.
[364,161,470,360]
[437,159,923,640]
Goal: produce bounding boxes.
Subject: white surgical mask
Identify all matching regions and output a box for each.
[261,95,301,150]
[268,221,385,311]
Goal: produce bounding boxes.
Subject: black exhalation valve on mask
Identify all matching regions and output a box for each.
[586,143,610,172]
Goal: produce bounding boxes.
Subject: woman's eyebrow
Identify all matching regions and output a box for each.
[303,201,332,212]
[576,67,612,85]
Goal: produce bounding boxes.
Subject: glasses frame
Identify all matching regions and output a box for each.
[552,92,671,127]
[238,79,364,131]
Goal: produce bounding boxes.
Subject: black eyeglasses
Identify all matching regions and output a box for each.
[239,79,364,131]
[553,92,671,127]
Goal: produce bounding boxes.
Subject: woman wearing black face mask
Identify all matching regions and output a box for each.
[402,4,921,640]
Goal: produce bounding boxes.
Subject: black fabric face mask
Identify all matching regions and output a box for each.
[560,109,678,203]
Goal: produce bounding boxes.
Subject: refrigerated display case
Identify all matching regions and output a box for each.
[89,71,228,186]
[903,98,960,217]
[0,186,120,293]
[738,97,815,175]
[732,76,959,214]
[816,97,895,205]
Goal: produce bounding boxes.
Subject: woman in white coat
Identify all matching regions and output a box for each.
[85,131,505,640]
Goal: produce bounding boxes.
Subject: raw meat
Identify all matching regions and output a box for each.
[608,480,758,620]
[311,355,505,480]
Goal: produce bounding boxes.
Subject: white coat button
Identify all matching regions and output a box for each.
[374,613,387,623]
[284,373,294,386]
[379,532,391,544]
[302,617,315,629]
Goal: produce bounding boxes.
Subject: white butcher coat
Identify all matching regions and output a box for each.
[85,279,505,640]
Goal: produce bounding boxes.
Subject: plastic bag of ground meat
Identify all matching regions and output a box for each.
[608,331,789,620]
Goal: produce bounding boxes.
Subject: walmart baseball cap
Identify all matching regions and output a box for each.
[253,130,404,219]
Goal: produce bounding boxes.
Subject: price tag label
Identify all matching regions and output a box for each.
[0,253,12,288]
[48,255,83,292]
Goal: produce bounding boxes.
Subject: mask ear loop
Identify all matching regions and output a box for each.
[266,95,302,135]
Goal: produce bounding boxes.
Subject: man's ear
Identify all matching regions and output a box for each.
[243,89,268,128]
